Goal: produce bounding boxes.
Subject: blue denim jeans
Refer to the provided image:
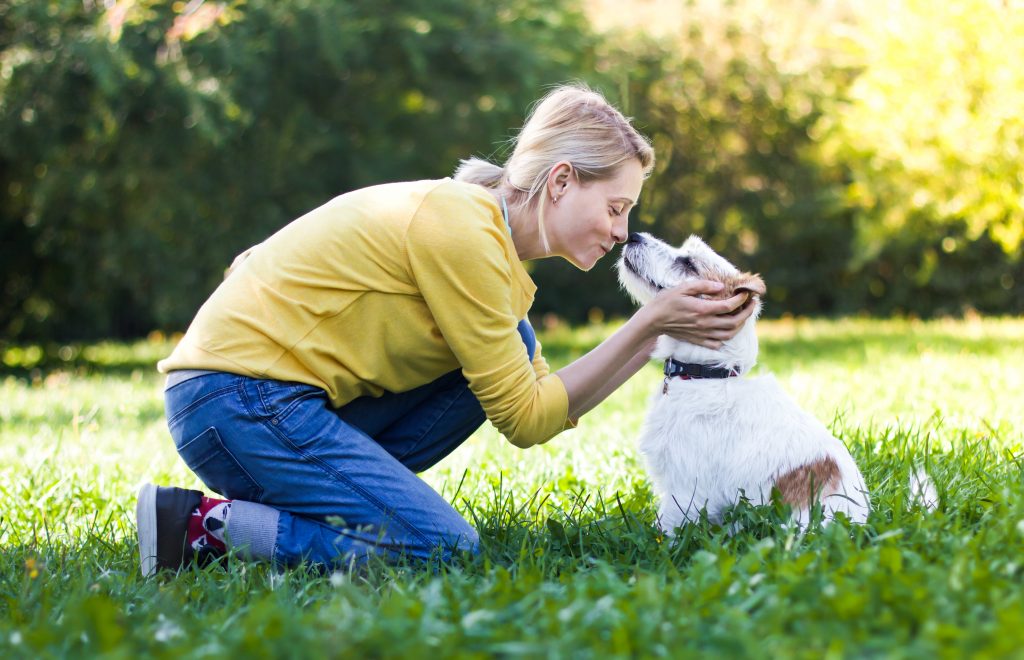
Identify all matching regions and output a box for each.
[164,319,536,567]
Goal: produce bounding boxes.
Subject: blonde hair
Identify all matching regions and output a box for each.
[454,84,655,253]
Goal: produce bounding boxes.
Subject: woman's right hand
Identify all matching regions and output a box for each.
[641,280,755,350]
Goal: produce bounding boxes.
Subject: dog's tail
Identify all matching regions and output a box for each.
[908,466,938,511]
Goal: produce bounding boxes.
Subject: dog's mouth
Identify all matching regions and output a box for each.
[621,247,667,293]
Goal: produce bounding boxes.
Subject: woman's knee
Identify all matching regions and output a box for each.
[437,522,480,560]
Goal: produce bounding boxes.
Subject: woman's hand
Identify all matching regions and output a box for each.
[641,280,755,350]
[558,280,756,421]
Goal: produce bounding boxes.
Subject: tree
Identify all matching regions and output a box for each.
[0,0,598,339]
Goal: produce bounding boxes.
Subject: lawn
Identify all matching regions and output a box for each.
[2,317,1023,657]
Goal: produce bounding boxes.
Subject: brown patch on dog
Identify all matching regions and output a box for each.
[732,273,766,298]
[774,456,841,508]
[701,272,767,310]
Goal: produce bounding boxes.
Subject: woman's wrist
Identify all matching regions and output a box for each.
[630,302,664,344]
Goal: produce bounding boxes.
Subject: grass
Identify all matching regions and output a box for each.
[2,317,1023,657]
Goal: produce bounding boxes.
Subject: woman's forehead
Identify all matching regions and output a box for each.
[597,160,644,201]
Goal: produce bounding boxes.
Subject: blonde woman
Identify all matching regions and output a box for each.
[137,85,754,575]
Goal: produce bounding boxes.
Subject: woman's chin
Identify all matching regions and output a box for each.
[568,255,599,272]
[558,246,605,271]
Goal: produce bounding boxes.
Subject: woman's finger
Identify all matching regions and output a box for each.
[670,280,725,298]
[680,292,745,316]
[736,300,756,321]
[717,292,751,314]
[705,308,749,330]
[704,300,756,337]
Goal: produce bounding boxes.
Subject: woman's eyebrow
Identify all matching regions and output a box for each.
[612,196,637,208]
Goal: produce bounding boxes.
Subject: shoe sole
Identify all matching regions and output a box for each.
[137,483,158,577]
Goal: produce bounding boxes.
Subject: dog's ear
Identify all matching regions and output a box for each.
[734,273,766,298]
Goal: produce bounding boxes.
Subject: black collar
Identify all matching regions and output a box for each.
[663,358,739,380]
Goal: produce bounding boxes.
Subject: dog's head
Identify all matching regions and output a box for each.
[616,232,764,371]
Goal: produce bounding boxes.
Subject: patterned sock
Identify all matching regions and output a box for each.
[187,496,232,553]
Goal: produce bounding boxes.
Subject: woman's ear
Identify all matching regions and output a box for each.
[547,161,574,201]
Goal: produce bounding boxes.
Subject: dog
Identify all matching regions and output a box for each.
[617,232,872,532]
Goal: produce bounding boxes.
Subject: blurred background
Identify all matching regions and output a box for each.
[1,0,1021,342]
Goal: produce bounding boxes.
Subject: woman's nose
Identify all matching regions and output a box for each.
[612,220,629,243]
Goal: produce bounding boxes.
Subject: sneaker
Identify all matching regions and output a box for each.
[136,483,207,576]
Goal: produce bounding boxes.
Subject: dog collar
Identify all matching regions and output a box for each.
[662,359,739,393]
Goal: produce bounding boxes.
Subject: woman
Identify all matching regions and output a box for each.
[137,85,754,575]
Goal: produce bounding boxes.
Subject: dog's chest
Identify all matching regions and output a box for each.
[638,376,833,500]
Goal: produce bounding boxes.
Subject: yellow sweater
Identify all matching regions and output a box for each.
[159,179,571,447]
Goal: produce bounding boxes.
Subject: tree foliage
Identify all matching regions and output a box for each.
[534,0,863,319]
[826,0,1024,258]
[1,0,1022,341]
[536,0,1023,322]
[0,0,597,339]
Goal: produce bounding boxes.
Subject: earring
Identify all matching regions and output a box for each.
[552,196,558,205]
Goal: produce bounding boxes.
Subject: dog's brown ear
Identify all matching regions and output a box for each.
[735,273,766,297]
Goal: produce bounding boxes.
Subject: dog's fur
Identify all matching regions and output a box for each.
[617,233,871,531]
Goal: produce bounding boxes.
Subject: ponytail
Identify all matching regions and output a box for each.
[453,157,505,188]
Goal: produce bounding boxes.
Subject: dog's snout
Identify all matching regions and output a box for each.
[626,232,644,245]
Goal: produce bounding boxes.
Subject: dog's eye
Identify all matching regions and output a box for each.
[675,256,697,274]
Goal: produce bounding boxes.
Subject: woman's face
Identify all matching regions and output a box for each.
[546,159,645,271]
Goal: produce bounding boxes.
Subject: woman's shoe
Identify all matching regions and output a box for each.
[136,483,217,576]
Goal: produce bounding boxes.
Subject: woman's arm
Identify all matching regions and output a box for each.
[564,335,656,421]
[556,280,755,420]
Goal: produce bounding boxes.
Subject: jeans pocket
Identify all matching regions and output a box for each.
[256,380,325,427]
[177,426,264,502]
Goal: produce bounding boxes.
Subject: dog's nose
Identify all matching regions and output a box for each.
[626,232,643,245]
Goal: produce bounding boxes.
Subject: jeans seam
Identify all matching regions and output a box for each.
[177,426,266,503]
[256,381,326,424]
[274,392,326,425]
[166,383,239,429]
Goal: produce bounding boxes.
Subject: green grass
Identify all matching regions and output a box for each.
[2,318,1023,657]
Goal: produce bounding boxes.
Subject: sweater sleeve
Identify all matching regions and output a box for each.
[405,189,570,448]
[531,337,579,431]
[531,337,551,378]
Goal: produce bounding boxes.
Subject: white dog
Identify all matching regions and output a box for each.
[617,232,872,532]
